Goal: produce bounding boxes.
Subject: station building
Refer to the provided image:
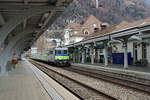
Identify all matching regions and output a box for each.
[63,15,102,45]
[64,16,150,68]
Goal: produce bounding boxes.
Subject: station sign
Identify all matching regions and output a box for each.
[107,54,111,58]
[95,45,104,49]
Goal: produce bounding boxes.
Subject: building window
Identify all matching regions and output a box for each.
[94,28,99,32]
[83,29,89,35]
[101,23,109,30]
[85,31,88,35]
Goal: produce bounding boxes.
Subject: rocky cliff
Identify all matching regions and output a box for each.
[49,0,150,32]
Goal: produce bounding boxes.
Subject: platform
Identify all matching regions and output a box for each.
[0,59,79,100]
[72,62,150,72]
[72,63,150,81]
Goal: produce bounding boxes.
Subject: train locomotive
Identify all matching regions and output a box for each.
[30,47,70,67]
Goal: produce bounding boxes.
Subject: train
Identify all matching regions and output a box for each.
[30,47,71,67]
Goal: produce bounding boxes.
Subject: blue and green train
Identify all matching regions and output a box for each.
[30,48,70,67]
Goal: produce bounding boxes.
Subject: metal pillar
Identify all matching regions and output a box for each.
[78,52,81,63]
[82,50,85,64]
[78,48,81,63]
[90,48,94,64]
[104,46,108,66]
[73,52,76,63]
[97,49,100,63]
[0,48,10,75]
[123,41,128,69]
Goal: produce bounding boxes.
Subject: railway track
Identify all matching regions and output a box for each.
[63,66,150,95]
[29,60,117,100]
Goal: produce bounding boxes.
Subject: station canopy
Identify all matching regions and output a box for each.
[0,0,72,51]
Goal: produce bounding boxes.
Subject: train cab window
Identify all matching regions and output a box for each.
[64,50,68,54]
[56,50,61,54]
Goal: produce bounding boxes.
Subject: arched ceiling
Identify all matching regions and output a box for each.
[0,0,72,52]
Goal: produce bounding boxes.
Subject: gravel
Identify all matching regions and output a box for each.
[36,65,112,100]
[32,61,150,100]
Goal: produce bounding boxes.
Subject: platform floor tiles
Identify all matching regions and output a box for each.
[0,60,51,100]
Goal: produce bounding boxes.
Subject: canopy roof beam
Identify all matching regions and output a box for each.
[0,13,5,26]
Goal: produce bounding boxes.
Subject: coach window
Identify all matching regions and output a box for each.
[64,50,68,54]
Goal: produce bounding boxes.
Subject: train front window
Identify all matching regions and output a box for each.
[56,50,61,54]
[64,50,68,54]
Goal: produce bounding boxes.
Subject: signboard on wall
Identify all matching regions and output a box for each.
[95,45,104,49]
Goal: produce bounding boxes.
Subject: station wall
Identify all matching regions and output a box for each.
[111,39,150,65]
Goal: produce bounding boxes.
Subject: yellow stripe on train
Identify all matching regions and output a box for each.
[55,56,69,60]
